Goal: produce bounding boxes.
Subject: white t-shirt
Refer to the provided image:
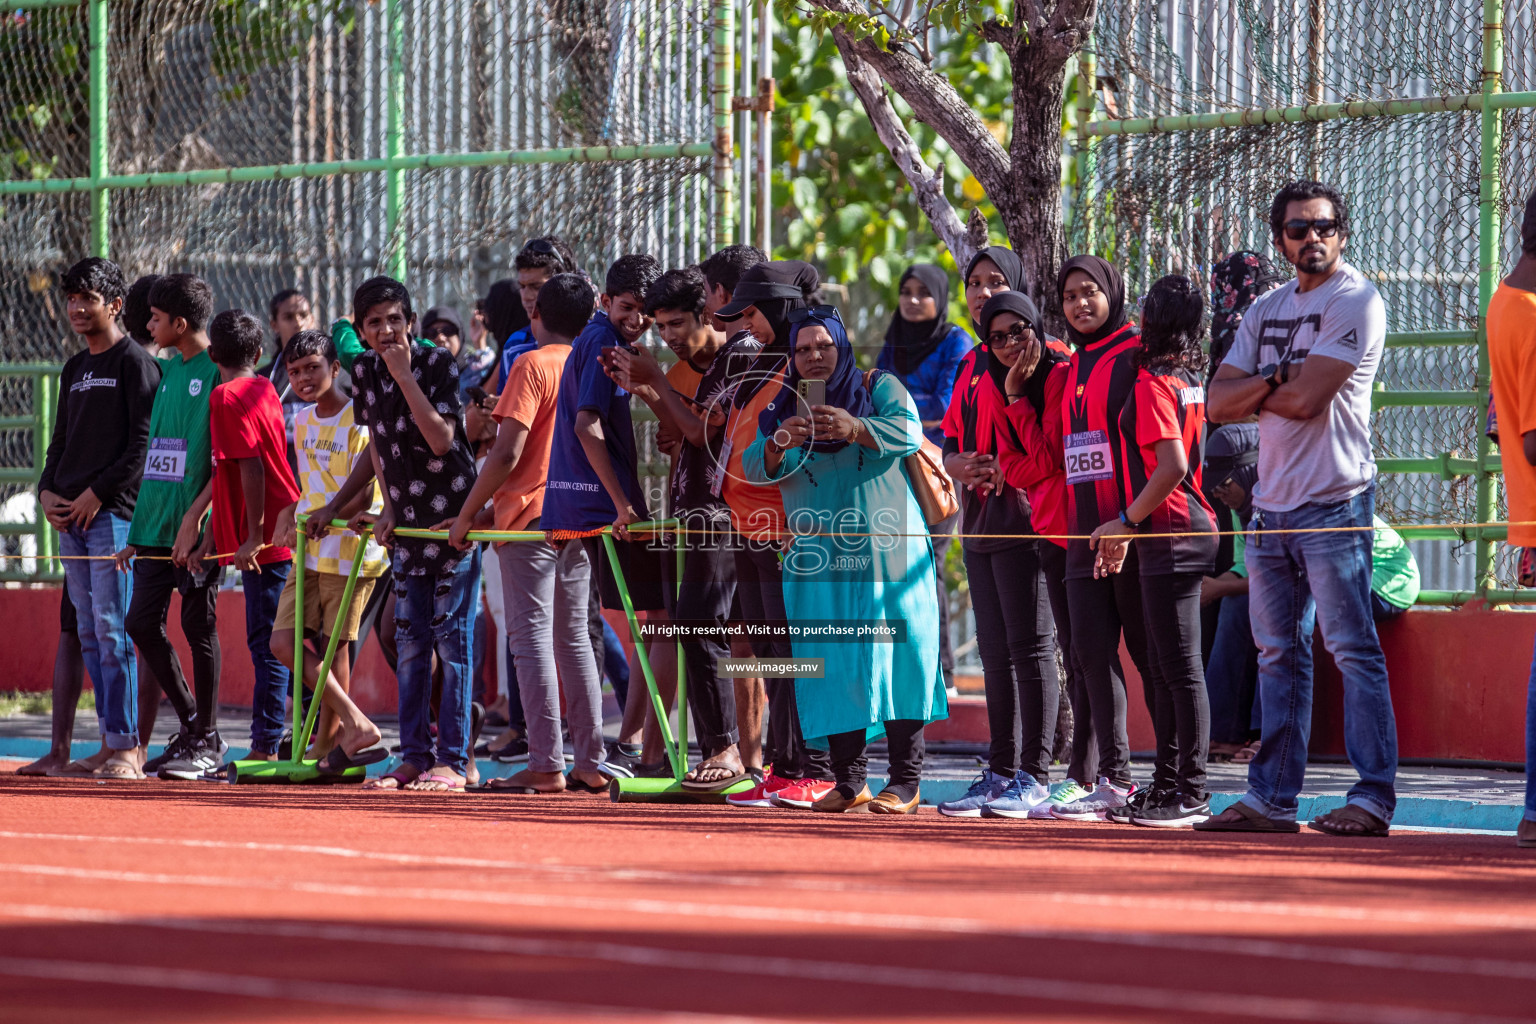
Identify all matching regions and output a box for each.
[1224,261,1384,512]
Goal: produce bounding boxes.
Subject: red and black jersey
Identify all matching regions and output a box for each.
[997,361,1069,549]
[941,346,1032,552]
[1060,324,1141,579]
[1117,366,1218,576]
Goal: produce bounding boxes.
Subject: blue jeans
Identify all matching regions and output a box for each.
[1242,485,1397,823]
[394,549,481,774]
[1527,633,1536,823]
[1205,592,1259,745]
[244,562,292,754]
[61,513,137,750]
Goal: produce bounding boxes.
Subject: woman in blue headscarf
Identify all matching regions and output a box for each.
[743,307,948,814]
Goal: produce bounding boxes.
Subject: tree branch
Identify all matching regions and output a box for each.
[805,0,1011,205]
[836,35,975,266]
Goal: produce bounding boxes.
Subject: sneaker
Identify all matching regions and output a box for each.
[157,735,223,782]
[726,769,796,808]
[1106,785,1164,825]
[1029,778,1092,819]
[980,774,1051,819]
[769,778,837,809]
[600,745,643,779]
[1132,792,1212,828]
[491,736,530,763]
[144,731,187,775]
[936,770,1011,817]
[1049,776,1134,822]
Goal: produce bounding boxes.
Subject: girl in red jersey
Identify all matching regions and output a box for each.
[1089,275,1219,827]
[1039,255,1159,823]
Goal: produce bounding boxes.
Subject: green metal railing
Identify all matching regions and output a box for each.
[1071,0,1536,607]
[0,365,61,583]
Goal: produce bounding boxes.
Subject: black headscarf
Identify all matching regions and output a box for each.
[978,290,1065,424]
[1056,254,1128,347]
[483,279,527,344]
[1203,422,1260,523]
[886,264,953,377]
[1208,251,1285,370]
[726,260,819,409]
[963,246,1026,331]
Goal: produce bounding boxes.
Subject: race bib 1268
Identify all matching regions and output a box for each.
[144,437,188,483]
[1063,430,1113,485]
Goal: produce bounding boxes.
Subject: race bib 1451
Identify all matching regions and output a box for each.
[144,437,188,483]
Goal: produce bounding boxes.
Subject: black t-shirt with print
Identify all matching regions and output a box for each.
[672,334,761,524]
[352,343,478,576]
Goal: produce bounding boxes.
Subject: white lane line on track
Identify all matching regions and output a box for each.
[0,913,1526,1024]
[6,860,1536,946]
[4,830,1532,929]
[0,956,779,1023]
[6,902,1536,987]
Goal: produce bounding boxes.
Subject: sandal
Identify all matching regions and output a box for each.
[1191,800,1300,833]
[1232,739,1262,764]
[52,758,106,778]
[93,756,145,781]
[362,765,422,791]
[407,769,467,794]
[316,744,390,775]
[1307,804,1390,837]
[681,759,750,792]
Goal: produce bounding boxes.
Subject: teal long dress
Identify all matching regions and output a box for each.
[743,372,949,743]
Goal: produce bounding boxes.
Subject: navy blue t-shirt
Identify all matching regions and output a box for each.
[495,327,534,386]
[540,312,650,531]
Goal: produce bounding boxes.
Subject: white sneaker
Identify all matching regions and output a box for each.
[1029,778,1093,818]
[1049,776,1132,821]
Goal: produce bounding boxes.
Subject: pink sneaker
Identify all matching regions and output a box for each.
[726,769,796,808]
[769,778,836,809]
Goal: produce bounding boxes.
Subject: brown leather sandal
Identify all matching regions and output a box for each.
[1307,804,1390,837]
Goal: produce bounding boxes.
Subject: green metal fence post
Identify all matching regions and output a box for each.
[1474,0,1503,596]
[383,0,407,280]
[711,0,735,251]
[87,0,109,256]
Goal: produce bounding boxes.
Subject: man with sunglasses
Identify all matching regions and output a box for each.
[1202,180,1396,838]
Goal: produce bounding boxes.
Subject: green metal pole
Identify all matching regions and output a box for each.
[602,532,685,780]
[383,0,406,280]
[33,372,56,570]
[294,540,368,758]
[290,528,306,761]
[711,0,735,252]
[87,0,109,257]
[1474,0,1503,596]
[1076,39,1095,253]
[675,537,687,772]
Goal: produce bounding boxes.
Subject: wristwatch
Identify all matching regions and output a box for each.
[1119,509,1144,531]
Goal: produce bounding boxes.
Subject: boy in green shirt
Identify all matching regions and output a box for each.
[115,273,227,779]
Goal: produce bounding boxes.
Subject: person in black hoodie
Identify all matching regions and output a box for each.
[39,257,160,780]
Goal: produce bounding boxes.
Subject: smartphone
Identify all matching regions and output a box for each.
[798,377,826,410]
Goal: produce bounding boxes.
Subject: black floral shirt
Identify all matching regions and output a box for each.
[352,343,477,576]
[680,333,765,524]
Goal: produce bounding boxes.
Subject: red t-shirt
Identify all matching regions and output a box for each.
[209,375,301,567]
[1117,366,1218,576]
[940,347,1032,552]
[996,361,1070,549]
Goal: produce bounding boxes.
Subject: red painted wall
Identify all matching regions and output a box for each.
[5,586,1530,762]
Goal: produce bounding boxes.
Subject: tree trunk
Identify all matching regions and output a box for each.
[1001,60,1074,329]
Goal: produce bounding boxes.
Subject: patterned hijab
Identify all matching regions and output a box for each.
[1208,250,1285,369]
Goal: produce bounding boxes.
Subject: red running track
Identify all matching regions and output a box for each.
[0,772,1533,1023]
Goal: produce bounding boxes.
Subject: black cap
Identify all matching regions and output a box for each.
[714,260,819,320]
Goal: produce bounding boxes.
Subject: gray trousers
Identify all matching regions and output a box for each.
[498,532,606,774]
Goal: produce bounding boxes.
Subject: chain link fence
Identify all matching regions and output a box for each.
[1071,0,1536,597]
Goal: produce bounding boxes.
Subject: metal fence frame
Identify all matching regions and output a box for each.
[1070,0,1536,607]
[0,0,745,583]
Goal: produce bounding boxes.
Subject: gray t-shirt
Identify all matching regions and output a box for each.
[1224,261,1384,512]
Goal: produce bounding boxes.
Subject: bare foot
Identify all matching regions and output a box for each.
[568,768,610,791]
[406,766,466,793]
[334,722,383,758]
[362,763,424,790]
[489,767,565,794]
[52,744,110,777]
[16,751,70,776]
[684,745,745,786]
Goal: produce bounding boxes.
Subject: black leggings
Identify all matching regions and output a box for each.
[964,541,1057,781]
[1064,544,1153,788]
[125,550,222,735]
[1140,573,1210,797]
[1041,542,1096,784]
[827,719,926,798]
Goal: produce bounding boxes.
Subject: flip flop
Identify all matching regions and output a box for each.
[680,766,751,792]
[1307,804,1390,837]
[93,756,145,781]
[407,771,467,794]
[1191,800,1300,833]
[362,767,420,791]
[565,776,610,794]
[51,758,105,778]
[316,744,391,775]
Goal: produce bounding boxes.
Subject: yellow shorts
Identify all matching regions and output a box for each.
[273,569,378,642]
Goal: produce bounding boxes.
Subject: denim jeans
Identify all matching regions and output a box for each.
[1242,485,1397,823]
[244,562,292,755]
[394,548,481,774]
[1205,592,1258,745]
[61,513,137,750]
[1526,633,1536,823]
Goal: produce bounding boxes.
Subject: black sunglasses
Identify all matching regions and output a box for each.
[986,321,1035,346]
[787,304,843,326]
[1282,218,1340,241]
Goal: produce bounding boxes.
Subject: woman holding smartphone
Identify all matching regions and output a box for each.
[743,306,948,814]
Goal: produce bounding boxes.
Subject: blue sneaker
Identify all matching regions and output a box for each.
[980,773,1051,819]
[936,770,1010,817]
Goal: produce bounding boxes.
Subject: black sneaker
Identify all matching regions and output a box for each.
[600,745,643,779]
[158,735,223,781]
[1105,785,1160,825]
[491,736,529,763]
[144,731,187,775]
[1131,792,1212,828]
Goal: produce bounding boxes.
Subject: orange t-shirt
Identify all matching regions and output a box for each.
[721,367,787,540]
[1488,281,1536,547]
[491,342,569,532]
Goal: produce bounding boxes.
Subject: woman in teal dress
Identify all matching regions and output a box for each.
[743,306,948,813]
